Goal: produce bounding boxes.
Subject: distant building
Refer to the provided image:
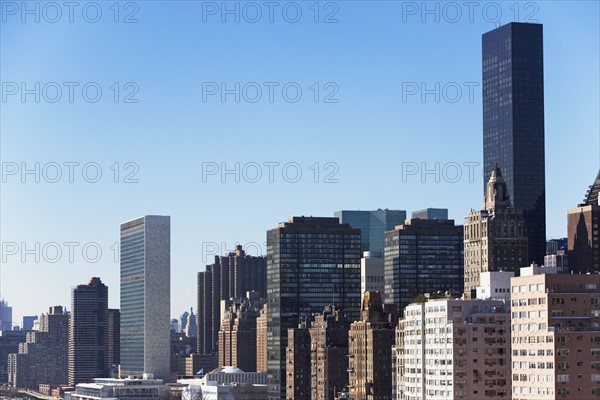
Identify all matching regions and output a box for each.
[464,168,528,298]
[348,292,397,400]
[0,300,12,331]
[218,297,263,372]
[184,308,197,339]
[66,377,170,400]
[256,304,268,373]
[180,311,189,336]
[361,251,385,297]
[395,296,511,399]
[309,306,350,400]
[483,22,546,265]
[69,277,109,386]
[0,330,27,384]
[510,265,600,399]
[170,319,179,332]
[546,238,567,256]
[411,208,448,220]
[544,250,569,274]
[475,271,514,301]
[286,319,311,400]
[335,209,406,254]
[384,217,464,313]
[197,245,266,357]
[22,316,38,331]
[567,169,600,273]
[267,217,361,399]
[8,306,69,389]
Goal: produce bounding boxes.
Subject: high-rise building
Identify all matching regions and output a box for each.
[510,264,600,400]
[0,330,27,384]
[348,291,397,400]
[361,251,385,298]
[120,215,170,380]
[546,238,567,256]
[483,22,546,265]
[395,295,511,400]
[335,209,406,254]
[267,216,361,399]
[544,250,569,274]
[69,277,109,386]
[197,245,266,356]
[107,309,120,371]
[0,300,13,331]
[8,306,69,389]
[411,208,448,220]
[256,304,268,373]
[218,297,263,372]
[464,168,528,298]
[22,316,38,332]
[567,169,600,273]
[285,320,311,400]
[384,218,464,313]
[180,311,189,336]
[185,308,197,339]
[309,306,350,400]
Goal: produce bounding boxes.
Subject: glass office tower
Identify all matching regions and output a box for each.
[266,217,361,400]
[482,22,546,265]
[335,209,406,255]
[120,215,170,380]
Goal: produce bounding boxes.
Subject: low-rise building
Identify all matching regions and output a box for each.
[65,377,170,400]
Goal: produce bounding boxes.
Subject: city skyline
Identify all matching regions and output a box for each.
[2,3,599,324]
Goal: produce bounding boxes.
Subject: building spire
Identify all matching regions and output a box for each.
[485,167,511,210]
[581,169,600,206]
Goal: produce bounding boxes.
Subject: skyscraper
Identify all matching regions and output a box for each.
[107,309,120,370]
[197,245,266,357]
[120,215,170,380]
[464,168,528,298]
[69,277,109,386]
[384,217,464,313]
[567,170,600,273]
[482,22,546,265]
[0,300,13,331]
[335,209,406,254]
[22,316,38,332]
[285,319,311,400]
[266,216,361,400]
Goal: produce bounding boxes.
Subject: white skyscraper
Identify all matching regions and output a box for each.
[120,215,170,381]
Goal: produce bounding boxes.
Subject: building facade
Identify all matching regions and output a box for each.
[120,215,170,380]
[361,251,385,298]
[107,309,120,368]
[256,304,268,373]
[384,218,464,314]
[335,209,407,254]
[510,266,600,399]
[8,306,69,389]
[411,208,448,220]
[69,277,109,386]
[286,320,311,400]
[464,168,528,298]
[310,306,350,400]
[348,292,397,400]
[567,169,600,273]
[395,296,511,400]
[482,22,546,265]
[267,217,361,399]
[197,245,266,356]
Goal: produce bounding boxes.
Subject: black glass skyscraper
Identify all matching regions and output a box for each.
[482,22,546,264]
[266,217,361,400]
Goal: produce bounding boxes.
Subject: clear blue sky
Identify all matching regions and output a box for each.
[1,1,599,323]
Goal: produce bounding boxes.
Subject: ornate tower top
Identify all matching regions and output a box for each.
[485,166,511,210]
